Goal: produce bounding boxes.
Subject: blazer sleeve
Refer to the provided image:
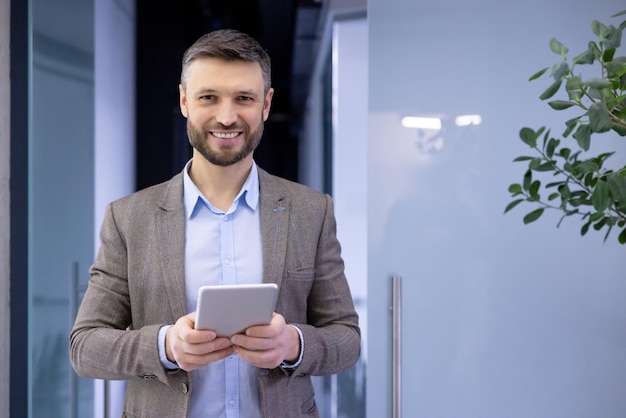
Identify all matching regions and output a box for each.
[69,201,176,385]
[282,193,361,377]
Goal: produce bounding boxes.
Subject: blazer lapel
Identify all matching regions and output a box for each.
[155,173,188,321]
[259,169,289,289]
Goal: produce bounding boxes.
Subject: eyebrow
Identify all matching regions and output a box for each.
[195,88,260,98]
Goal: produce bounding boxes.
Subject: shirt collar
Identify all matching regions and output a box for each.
[183,159,259,219]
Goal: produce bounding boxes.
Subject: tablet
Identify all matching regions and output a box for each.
[194,283,278,337]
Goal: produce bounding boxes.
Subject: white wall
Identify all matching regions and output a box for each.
[0,0,10,415]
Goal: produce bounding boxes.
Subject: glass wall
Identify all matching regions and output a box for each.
[331,18,368,418]
[367,0,626,416]
[29,0,94,416]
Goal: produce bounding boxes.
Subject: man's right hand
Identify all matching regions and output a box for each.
[165,312,234,371]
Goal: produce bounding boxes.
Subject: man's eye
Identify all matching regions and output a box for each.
[200,95,216,101]
[238,96,254,102]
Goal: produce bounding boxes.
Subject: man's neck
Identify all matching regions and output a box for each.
[189,154,254,212]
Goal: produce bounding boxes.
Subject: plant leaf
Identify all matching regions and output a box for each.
[563,118,579,138]
[573,124,592,150]
[573,160,600,175]
[513,156,536,162]
[523,208,544,224]
[519,127,542,147]
[591,179,611,211]
[552,61,569,80]
[546,138,560,158]
[529,180,541,200]
[549,37,568,56]
[619,227,626,244]
[535,162,556,172]
[573,47,595,65]
[605,57,626,78]
[523,170,532,191]
[504,199,524,214]
[548,100,576,110]
[591,20,608,40]
[508,183,523,194]
[586,78,612,89]
[529,67,549,81]
[588,102,614,133]
[540,79,563,100]
[607,171,626,204]
[565,76,584,101]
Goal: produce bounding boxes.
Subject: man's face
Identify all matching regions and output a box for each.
[179,57,273,167]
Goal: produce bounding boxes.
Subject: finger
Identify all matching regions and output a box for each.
[231,333,274,351]
[177,328,216,344]
[175,312,217,343]
[233,345,282,369]
[182,337,233,356]
[244,314,285,338]
[177,345,235,371]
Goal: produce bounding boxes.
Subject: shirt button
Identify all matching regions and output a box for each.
[224,259,231,265]
[228,399,235,407]
[181,382,188,393]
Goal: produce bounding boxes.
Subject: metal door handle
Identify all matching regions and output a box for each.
[392,275,402,418]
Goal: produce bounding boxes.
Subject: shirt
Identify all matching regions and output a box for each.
[161,159,264,418]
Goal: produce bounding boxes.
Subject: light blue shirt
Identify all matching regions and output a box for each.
[160,160,264,418]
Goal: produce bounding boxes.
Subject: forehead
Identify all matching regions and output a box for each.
[185,57,264,92]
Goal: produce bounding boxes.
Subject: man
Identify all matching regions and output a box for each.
[69,29,360,418]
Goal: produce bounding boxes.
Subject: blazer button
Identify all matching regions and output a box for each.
[181,382,189,393]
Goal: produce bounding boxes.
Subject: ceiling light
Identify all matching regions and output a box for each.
[401,116,442,130]
[454,114,482,126]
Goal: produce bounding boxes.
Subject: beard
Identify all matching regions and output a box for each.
[187,118,264,167]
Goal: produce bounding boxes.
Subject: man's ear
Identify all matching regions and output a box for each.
[262,88,274,122]
[179,84,188,118]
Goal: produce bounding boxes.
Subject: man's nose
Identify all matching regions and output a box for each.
[215,101,237,126]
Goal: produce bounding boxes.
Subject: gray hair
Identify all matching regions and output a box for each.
[180,29,272,94]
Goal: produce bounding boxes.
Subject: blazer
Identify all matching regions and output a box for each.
[70,167,361,418]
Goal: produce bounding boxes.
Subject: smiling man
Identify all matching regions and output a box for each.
[70,29,361,418]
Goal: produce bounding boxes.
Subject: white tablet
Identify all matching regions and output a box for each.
[194,283,278,337]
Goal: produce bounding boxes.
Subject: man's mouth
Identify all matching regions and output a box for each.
[211,131,240,139]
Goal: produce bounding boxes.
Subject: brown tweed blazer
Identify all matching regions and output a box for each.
[70,167,361,418]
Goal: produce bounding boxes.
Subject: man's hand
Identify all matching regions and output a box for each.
[230,313,300,369]
[165,312,234,371]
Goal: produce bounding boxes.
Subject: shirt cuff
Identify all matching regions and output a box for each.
[158,325,179,370]
[280,324,304,369]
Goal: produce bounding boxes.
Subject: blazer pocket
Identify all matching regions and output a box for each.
[286,268,315,280]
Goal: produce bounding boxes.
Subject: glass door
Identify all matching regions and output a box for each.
[366,0,626,416]
[29,0,95,416]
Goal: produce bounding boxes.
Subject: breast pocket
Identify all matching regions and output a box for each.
[278,268,315,323]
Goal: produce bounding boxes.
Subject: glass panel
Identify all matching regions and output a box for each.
[332,18,368,418]
[29,0,94,416]
[367,0,626,417]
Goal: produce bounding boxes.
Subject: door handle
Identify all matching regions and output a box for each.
[391,275,402,418]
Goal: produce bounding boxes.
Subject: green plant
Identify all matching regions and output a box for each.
[506,10,626,244]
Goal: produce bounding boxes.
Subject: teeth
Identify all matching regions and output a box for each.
[213,132,239,139]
